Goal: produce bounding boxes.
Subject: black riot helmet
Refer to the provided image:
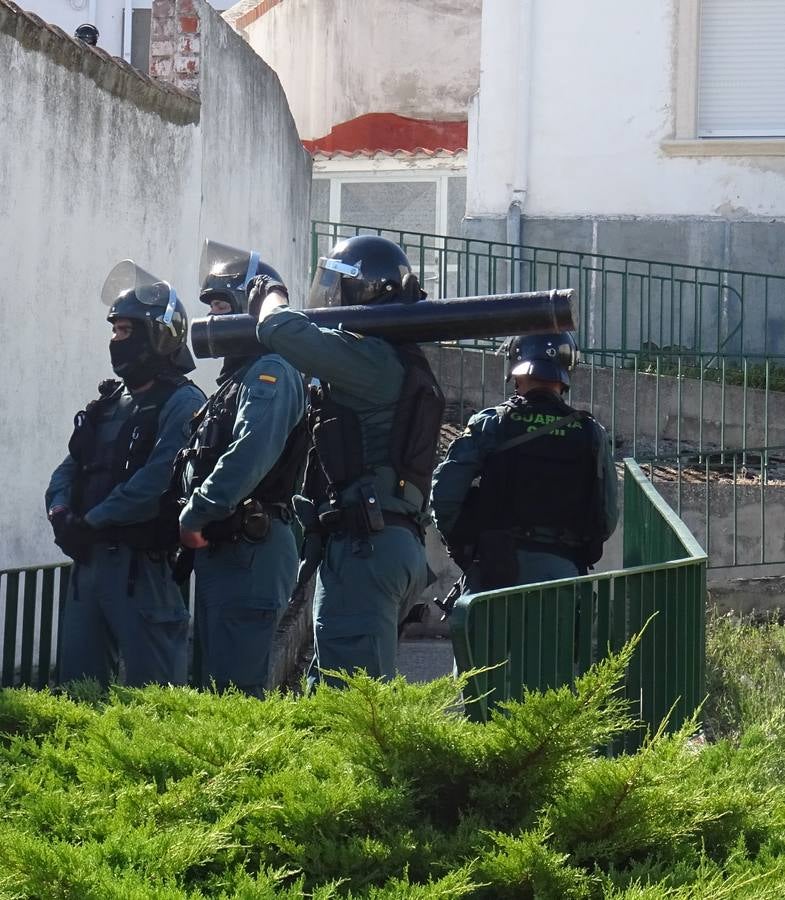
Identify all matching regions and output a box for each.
[102,260,195,374]
[75,23,99,45]
[308,235,426,309]
[199,240,284,315]
[506,332,579,391]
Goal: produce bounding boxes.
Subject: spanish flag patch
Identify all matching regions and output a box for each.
[259,374,278,384]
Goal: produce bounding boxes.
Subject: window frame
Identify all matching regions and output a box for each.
[663,0,785,157]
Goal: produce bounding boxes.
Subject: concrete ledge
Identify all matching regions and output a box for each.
[1,0,200,125]
[662,139,785,158]
[708,576,785,619]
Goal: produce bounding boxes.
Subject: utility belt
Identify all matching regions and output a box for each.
[203,498,292,546]
[318,505,426,545]
[512,526,588,564]
[462,526,590,591]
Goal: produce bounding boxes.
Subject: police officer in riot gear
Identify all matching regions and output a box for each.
[251,235,445,687]
[175,241,307,698]
[431,332,618,592]
[45,261,205,687]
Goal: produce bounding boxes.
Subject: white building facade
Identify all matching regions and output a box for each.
[225,0,481,236]
[467,0,785,275]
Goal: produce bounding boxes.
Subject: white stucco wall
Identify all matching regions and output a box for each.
[0,0,310,569]
[468,0,785,219]
[234,0,482,140]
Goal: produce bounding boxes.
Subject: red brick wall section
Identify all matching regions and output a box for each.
[150,0,200,95]
[235,0,283,31]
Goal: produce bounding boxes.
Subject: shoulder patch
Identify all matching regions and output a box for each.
[259,374,278,384]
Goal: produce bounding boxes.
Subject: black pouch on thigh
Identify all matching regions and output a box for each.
[477,530,519,591]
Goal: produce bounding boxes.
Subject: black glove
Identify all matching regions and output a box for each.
[247,273,289,305]
[51,510,94,563]
[168,546,195,586]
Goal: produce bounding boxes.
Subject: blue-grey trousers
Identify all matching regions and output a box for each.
[193,519,297,697]
[308,525,429,688]
[465,548,580,593]
[57,543,189,688]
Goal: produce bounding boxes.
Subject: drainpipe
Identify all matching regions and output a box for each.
[122,2,133,62]
[512,0,534,236]
[508,0,533,269]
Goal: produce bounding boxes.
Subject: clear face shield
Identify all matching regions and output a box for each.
[307,257,360,309]
[101,259,179,336]
[199,240,259,312]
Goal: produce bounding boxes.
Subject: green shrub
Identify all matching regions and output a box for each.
[0,633,783,898]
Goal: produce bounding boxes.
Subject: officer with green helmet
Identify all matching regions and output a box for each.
[250,235,445,688]
[174,241,307,698]
[45,261,206,687]
[431,332,618,592]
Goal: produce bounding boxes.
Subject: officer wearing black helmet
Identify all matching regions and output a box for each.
[251,235,445,687]
[74,23,99,46]
[431,332,618,592]
[45,261,205,688]
[173,241,307,697]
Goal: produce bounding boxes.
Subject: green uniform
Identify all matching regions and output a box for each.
[431,391,618,590]
[45,381,204,687]
[257,308,430,685]
[179,354,305,697]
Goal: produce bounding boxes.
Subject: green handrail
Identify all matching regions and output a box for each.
[312,219,784,359]
[450,459,707,750]
[1,563,70,688]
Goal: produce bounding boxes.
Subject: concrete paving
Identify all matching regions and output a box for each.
[396,637,455,683]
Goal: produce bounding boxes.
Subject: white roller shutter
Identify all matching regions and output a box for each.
[698,0,785,137]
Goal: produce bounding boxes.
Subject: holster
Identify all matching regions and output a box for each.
[292,494,324,591]
[477,530,519,591]
[204,498,284,545]
[169,546,195,586]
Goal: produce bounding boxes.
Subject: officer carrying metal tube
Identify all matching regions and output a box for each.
[249,235,445,689]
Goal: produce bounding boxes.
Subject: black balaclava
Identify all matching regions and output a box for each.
[109,324,167,389]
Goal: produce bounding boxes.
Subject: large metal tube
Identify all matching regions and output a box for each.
[191,289,577,359]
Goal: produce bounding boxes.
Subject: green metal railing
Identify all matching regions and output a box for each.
[1,563,70,688]
[0,564,197,689]
[312,220,785,358]
[450,459,707,750]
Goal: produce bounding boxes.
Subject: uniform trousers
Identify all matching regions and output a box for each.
[307,525,429,688]
[193,519,297,697]
[58,542,189,688]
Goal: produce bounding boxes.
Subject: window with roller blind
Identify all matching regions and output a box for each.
[698,0,785,138]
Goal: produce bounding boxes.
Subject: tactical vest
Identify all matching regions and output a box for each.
[475,391,604,563]
[179,359,308,507]
[68,374,193,548]
[304,344,445,511]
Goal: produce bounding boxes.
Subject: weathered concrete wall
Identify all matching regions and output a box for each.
[198,2,310,295]
[229,0,481,141]
[0,0,310,569]
[426,344,785,456]
[20,0,128,59]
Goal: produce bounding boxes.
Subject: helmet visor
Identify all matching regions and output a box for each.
[308,257,360,309]
[199,240,259,292]
[102,259,179,331]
